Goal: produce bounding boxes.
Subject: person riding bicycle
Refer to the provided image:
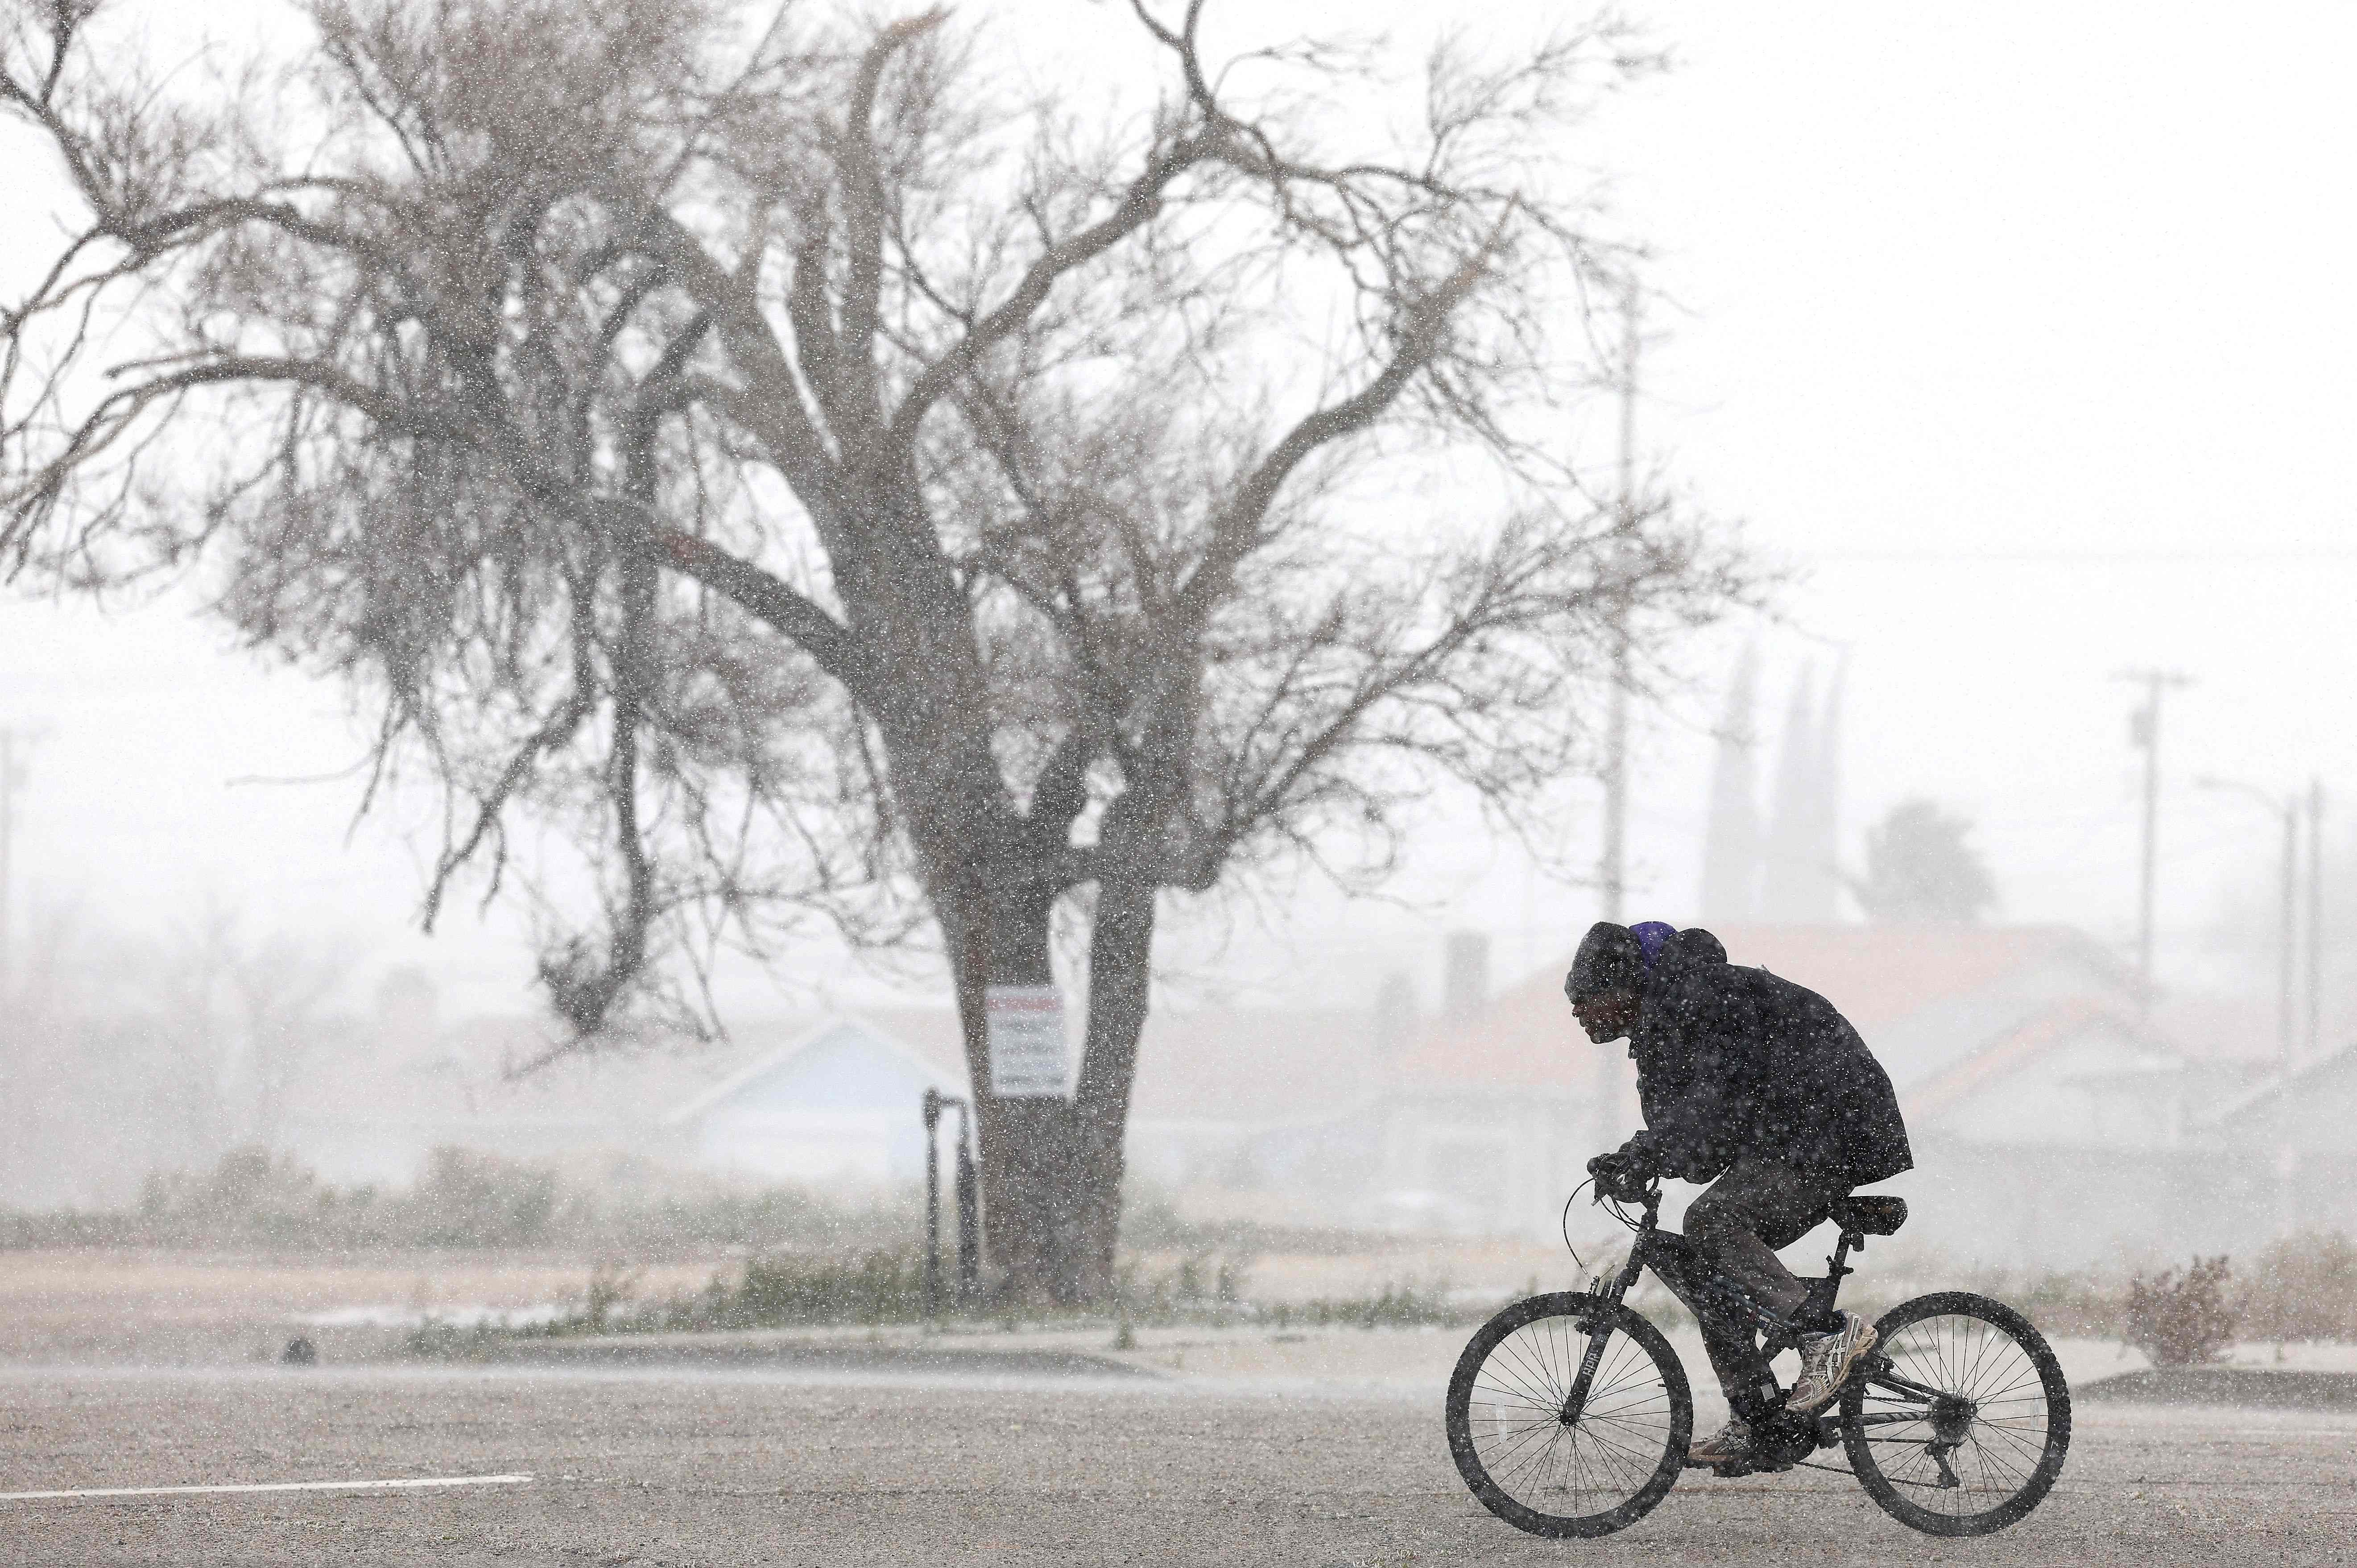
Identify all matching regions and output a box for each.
[1567,920,1913,1469]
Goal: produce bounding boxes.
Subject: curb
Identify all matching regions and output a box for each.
[2079,1367,2357,1411]
[423,1333,1154,1380]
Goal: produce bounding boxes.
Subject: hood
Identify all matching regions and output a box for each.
[1647,925,1727,987]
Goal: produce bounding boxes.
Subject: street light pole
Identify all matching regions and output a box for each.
[921,1089,944,1319]
[2119,670,2194,1010]
[921,1088,980,1317]
[953,1101,980,1306]
[2200,774,2304,1237]
[2198,776,2299,1061]
[2306,779,2325,1059]
[1599,276,1640,925]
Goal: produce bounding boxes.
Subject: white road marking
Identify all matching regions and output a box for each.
[0,1474,533,1502]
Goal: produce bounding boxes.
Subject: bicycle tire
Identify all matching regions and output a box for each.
[1841,1290,2072,1536]
[1445,1292,1692,1538]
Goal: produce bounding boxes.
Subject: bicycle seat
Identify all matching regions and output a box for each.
[1829,1195,1908,1236]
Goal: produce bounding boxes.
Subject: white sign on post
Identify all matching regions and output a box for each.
[985,985,1069,1098]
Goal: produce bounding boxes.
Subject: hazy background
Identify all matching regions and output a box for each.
[4,0,2351,1023]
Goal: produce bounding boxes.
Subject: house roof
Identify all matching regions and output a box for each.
[659,1017,967,1127]
[2147,995,2280,1064]
[285,1001,1382,1138]
[2200,1042,2357,1150]
[1901,997,2188,1122]
[1695,924,2138,1033]
[282,1011,960,1140]
[1388,923,2158,1102]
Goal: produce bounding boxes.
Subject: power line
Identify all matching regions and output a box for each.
[1803,547,2357,564]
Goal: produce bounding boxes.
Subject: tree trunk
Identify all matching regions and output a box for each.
[947,877,1088,1305]
[942,868,1158,1307]
[1071,872,1158,1301]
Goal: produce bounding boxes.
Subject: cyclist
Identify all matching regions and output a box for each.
[1566,920,1913,1469]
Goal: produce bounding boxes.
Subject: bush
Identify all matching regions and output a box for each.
[720,1251,926,1326]
[404,1148,561,1247]
[1,1145,919,1254]
[2237,1230,2357,1344]
[2125,1254,2237,1366]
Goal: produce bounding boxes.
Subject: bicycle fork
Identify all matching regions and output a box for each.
[1563,1249,1649,1422]
[1560,1320,1613,1423]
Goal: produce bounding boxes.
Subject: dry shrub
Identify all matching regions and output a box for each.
[2125,1254,2238,1367]
[2237,1230,2357,1343]
[4,1145,916,1255]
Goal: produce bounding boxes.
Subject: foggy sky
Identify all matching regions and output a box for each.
[2,1,2350,1019]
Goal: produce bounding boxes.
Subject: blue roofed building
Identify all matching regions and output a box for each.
[658,1018,969,1183]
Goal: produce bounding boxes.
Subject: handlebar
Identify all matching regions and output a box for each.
[1591,1169,1659,1207]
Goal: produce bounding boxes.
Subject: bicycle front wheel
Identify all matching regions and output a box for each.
[1841,1290,2071,1536]
[1445,1292,1692,1538]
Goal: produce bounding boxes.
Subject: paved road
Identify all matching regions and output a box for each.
[2,1363,2351,1566]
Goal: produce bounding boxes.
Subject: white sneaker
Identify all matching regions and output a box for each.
[1786,1313,1877,1414]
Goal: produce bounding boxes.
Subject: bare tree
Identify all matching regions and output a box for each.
[2,0,1745,1299]
[116,904,351,1156]
[0,900,345,1201]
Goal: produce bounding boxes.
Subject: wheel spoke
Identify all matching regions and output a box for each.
[1842,1300,2066,1534]
[1453,1303,1683,1530]
[1492,1337,1563,1410]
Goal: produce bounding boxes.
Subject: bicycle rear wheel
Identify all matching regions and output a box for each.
[1445,1292,1691,1538]
[1841,1290,2071,1536]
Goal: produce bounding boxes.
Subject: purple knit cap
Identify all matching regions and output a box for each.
[1629,921,1677,972]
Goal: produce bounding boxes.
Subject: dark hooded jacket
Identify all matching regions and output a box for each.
[1622,927,1912,1186]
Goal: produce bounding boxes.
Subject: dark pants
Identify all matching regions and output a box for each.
[1648,1158,1848,1419]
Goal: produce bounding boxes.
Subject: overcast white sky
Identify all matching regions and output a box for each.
[2,1,2351,1021]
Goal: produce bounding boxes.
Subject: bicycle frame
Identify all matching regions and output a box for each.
[1589,1187,1867,1334]
[1574,1187,1885,1439]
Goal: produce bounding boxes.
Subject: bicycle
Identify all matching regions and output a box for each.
[1443,1177,2071,1538]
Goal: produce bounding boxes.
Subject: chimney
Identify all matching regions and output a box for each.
[1443,931,1490,1021]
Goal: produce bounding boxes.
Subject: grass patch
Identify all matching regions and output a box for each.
[1258,1280,1466,1329]
[405,1246,1498,1354]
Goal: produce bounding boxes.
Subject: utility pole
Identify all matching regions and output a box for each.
[2117,669,2193,1012]
[2199,775,2297,1061]
[1599,276,1639,925]
[0,726,42,989]
[2306,779,2325,1059]
[2203,774,2304,1237]
[0,724,43,1207]
[1,728,13,989]
[2276,793,2298,1064]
